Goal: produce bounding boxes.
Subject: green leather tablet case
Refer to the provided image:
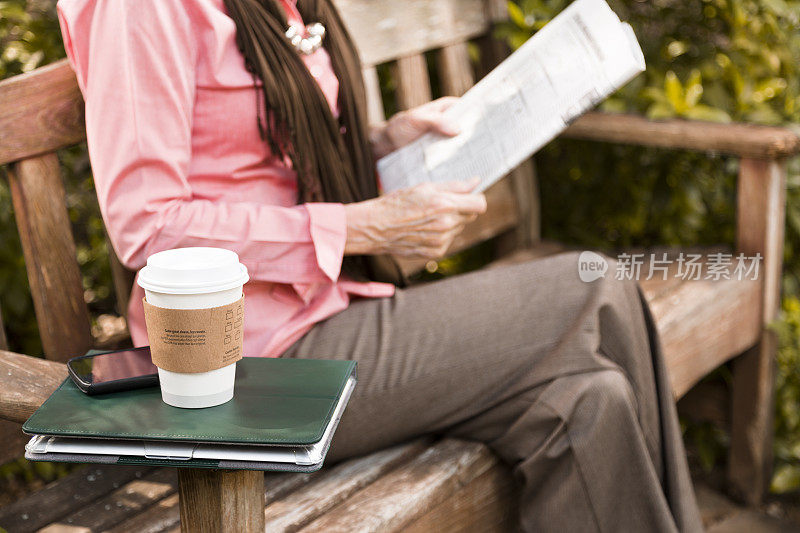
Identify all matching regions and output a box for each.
[23,357,357,446]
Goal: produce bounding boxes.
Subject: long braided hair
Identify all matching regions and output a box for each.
[222,0,404,285]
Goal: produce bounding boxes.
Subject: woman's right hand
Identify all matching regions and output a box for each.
[344,179,487,260]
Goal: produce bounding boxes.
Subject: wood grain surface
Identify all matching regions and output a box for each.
[299,439,502,532]
[728,158,787,504]
[38,468,178,533]
[177,469,265,533]
[394,54,432,111]
[335,0,490,67]
[564,112,800,159]
[0,350,66,423]
[7,154,93,361]
[0,465,153,533]
[0,58,85,166]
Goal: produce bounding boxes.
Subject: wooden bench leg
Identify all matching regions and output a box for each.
[178,469,264,532]
[728,157,786,504]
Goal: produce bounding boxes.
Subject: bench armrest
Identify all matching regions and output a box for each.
[563,112,800,160]
[0,351,66,424]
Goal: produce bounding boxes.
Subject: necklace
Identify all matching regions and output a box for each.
[285,22,326,55]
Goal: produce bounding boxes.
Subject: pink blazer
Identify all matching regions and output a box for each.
[56,0,395,357]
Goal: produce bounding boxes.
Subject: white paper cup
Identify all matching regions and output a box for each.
[137,247,249,408]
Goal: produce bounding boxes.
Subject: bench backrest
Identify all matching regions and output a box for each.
[0,0,529,362]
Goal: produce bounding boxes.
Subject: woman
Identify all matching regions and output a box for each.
[55,0,702,530]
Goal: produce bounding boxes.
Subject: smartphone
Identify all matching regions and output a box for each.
[67,347,159,395]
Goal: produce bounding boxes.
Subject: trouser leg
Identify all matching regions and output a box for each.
[447,368,682,532]
[282,252,702,532]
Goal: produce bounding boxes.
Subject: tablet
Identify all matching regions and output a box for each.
[24,374,355,472]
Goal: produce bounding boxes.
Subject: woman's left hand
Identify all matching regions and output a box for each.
[371,97,461,159]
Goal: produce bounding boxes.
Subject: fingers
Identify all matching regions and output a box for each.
[442,192,487,215]
[413,111,460,137]
[430,119,460,137]
[425,96,460,113]
[408,98,461,136]
[396,225,464,259]
[428,180,487,215]
[376,179,484,258]
[432,177,480,193]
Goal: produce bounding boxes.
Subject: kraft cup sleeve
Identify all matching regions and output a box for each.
[141,296,244,373]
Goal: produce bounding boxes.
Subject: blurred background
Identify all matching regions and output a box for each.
[2,0,800,514]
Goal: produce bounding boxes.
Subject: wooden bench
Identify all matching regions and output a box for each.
[1,0,799,530]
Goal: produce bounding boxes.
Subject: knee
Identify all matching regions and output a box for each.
[577,252,644,322]
[560,250,636,289]
[578,369,638,421]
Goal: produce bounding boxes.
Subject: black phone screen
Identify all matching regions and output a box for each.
[68,347,158,393]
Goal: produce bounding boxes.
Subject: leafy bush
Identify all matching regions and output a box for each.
[500,0,800,491]
[772,296,800,492]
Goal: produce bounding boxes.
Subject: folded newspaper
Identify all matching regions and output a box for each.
[376,0,645,193]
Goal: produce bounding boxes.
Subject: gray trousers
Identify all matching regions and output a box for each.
[283,252,704,532]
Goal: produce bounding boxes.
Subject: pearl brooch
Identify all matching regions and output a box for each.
[285,22,326,55]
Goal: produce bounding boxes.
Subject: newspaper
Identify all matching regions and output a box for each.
[376,0,646,193]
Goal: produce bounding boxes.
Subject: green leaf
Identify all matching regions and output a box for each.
[641,86,669,105]
[646,102,676,120]
[685,70,704,107]
[771,463,800,493]
[664,71,686,113]
[507,1,529,29]
[685,104,732,123]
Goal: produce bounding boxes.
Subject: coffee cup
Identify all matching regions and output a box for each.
[137,247,249,408]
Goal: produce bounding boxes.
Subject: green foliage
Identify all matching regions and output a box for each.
[500,0,800,491]
[0,455,74,487]
[0,0,62,78]
[772,296,800,492]
[498,0,800,124]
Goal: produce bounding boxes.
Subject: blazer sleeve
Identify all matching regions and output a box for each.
[55,0,347,284]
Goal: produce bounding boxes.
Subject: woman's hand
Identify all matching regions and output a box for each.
[370,97,460,160]
[344,178,487,260]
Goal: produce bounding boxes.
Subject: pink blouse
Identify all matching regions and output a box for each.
[56,0,395,358]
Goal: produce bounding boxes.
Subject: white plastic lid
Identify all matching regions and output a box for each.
[137,247,249,294]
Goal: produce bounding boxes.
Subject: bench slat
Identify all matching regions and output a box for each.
[564,112,800,159]
[298,439,499,532]
[0,59,86,166]
[729,157,786,503]
[0,350,65,423]
[264,439,429,531]
[0,465,153,533]
[264,472,322,506]
[7,154,94,361]
[404,460,516,533]
[38,468,177,533]
[437,42,475,97]
[645,268,761,398]
[93,468,309,531]
[108,493,181,533]
[335,0,491,68]
[362,66,385,126]
[395,55,432,111]
[98,441,426,533]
